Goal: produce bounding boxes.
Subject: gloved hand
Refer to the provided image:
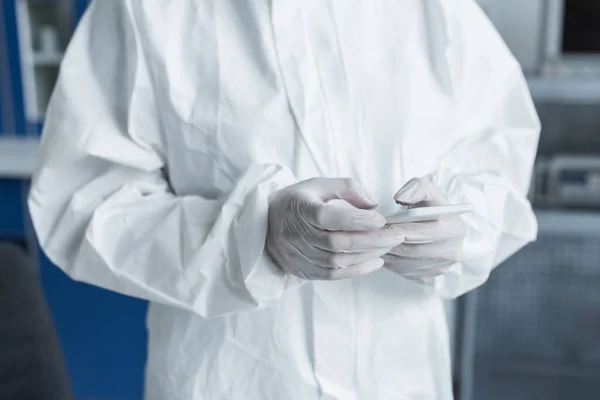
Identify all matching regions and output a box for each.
[383,177,467,283]
[266,178,406,280]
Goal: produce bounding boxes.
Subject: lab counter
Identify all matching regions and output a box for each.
[0,137,37,242]
[0,136,39,179]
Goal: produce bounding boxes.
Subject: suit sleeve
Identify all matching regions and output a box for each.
[428,1,540,298]
[28,0,303,318]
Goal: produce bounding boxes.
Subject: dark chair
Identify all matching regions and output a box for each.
[0,242,73,400]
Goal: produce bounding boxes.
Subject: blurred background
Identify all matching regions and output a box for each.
[1,0,599,399]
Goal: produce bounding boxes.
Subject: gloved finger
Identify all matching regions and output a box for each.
[383,255,454,276]
[388,239,464,262]
[402,268,448,278]
[394,177,449,207]
[383,254,454,271]
[303,201,386,231]
[306,177,379,209]
[404,276,436,285]
[310,258,385,281]
[303,245,393,269]
[390,218,466,243]
[311,225,405,253]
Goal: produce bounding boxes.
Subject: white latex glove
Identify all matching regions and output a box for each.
[266,178,406,280]
[384,177,467,283]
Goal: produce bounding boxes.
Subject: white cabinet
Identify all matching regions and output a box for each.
[15,0,73,122]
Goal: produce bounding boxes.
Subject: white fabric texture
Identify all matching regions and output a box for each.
[28,0,539,399]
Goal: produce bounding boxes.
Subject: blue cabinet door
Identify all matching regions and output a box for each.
[40,252,148,400]
[1,0,27,135]
[0,179,25,238]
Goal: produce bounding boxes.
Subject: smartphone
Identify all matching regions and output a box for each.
[386,203,474,224]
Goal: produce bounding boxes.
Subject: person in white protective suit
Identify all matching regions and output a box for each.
[28,0,540,399]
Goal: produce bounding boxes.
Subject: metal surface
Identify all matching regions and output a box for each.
[536,103,600,156]
[544,0,564,62]
[477,0,546,73]
[528,76,600,103]
[479,0,600,103]
[545,156,600,207]
[461,210,600,400]
[453,291,479,400]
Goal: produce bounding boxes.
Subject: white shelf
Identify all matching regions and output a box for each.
[527,57,600,103]
[0,136,40,178]
[528,76,600,104]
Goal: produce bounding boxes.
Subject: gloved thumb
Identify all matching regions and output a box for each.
[394,177,447,206]
[312,178,378,210]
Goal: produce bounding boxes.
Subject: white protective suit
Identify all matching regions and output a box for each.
[28,0,540,399]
